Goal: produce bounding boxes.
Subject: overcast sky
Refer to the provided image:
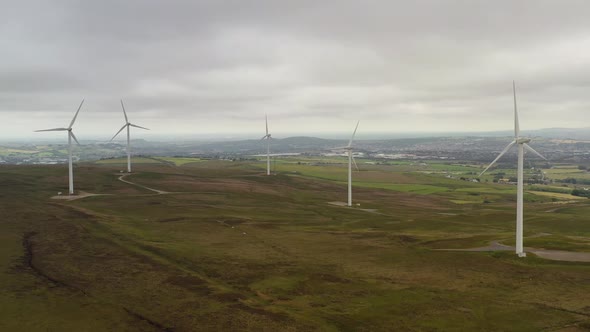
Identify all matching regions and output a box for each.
[1,0,589,140]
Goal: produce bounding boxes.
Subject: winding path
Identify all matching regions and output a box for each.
[117,174,170,194]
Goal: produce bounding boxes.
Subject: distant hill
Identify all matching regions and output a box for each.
[3,127,589,164]
[459,127,590,140]
[189,136,344,154]
[523,128,590,140]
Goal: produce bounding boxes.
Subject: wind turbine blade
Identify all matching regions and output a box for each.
[265,114,269,136]
[120,99,129,123]
[69,99,85,128]
[513,81,519,138]
[524,144,547,160]
[261,135,268,140]
[129,123,149,130]
[34,128,68,132]
[70,131,80,145]
[479,140,517,176]
[110,124,127,141]
[352,155,359,171]
[348,120,360,147]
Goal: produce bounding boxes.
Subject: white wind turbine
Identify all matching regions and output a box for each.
[479,82,547,257]
[261,115,271,176]
[35,99,85,195]
[335,121,360,207]
[110,100,149,173]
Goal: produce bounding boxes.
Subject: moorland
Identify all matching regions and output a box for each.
[1,157,590,331]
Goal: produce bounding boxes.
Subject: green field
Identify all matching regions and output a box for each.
[95,157,164,165]
[545,167,590,180]
[527,190,587,200]
[1,159,590,331]
[0,147,39,154]
[153,157,204,166]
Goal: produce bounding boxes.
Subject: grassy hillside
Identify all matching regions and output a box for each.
[1,160,589,331]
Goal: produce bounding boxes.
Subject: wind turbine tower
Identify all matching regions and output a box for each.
[334,121,360,206]
[479,82,547,257]
[261,115,272,175]
[110,100,149,173]
[35,99,85,195]
[346,121,360,206]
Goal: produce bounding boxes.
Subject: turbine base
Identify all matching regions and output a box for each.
[517,252,527,258]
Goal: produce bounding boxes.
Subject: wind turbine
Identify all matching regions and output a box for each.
[261,115,271,176]
[110,100,149,173]
[479,82,547,257]
[346,121,360,207]
[334,121,360,207]
[35,99,85,195]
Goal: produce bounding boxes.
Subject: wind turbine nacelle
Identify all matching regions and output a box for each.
[516,138,531,144]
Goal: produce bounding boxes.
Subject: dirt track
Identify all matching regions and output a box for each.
[118,174,170,194]
[436,241,590,262]
[51,191,110,200]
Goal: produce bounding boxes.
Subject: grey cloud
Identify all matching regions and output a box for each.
[1,0,590,139]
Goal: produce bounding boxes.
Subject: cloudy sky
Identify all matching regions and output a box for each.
[1,0,589,140]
